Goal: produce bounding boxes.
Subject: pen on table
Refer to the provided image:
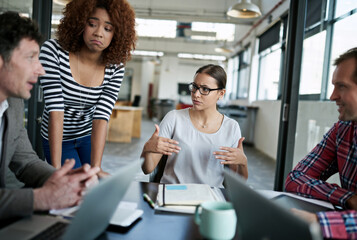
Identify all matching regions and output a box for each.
[143,193,155,209]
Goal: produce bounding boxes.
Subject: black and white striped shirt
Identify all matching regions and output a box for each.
[39,39,124,141]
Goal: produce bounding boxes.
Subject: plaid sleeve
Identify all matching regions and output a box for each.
[317,210,357,239]
[285,123,354,207]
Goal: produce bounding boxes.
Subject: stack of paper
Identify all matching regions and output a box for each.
[155,184,225,214]
[50,201,143,227]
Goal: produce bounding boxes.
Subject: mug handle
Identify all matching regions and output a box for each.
[194,204,202,225]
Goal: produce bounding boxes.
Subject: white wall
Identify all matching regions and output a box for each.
[245,100,338,168]
[126,60,142,100]
[139,61,155,115]
[293,101,338,167]
[252,100,281,159]
[293,101,340,184]
[126,59,155,116]
[156,56,225,101]
[157,56,180,100]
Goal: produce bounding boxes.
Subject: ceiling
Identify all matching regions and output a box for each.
[129,0,260,24]
[0,0,265,58]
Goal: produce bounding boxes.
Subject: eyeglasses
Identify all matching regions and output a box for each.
[188,82,223,96]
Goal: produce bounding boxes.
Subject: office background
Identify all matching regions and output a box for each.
[1,0,356,190]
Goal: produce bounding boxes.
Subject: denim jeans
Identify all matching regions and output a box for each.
[42,135,91,169]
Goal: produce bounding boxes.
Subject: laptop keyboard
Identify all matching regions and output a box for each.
[30,221,69,240]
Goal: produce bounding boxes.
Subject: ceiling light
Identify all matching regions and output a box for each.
[227,0,262,19]
[177,53,226,61]
[53,0,70,6]
[215,46,233,54]
[133,50,164,57]
[215,41,233,53]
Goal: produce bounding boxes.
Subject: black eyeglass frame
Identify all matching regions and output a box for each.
[188,82,224,96]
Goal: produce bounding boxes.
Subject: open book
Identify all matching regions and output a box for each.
[155,184,225,214]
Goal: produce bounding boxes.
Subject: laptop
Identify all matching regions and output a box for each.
[224,169,323,240]
[271,194,333,212]
[0,160,140,240]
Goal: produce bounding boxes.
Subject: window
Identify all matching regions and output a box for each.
[297,1,357,100]
[136,18,177,38]
[299,31,326,96]
[191,22,235,42]
[255,19,285,100]
[327,13,357,97]
[258,21,281,53]
[236,48,250,99]
[334,0,357,18]
[226,56,239,99]
[257,48,282,100]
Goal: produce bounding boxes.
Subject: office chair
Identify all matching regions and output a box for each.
[132,95,141,107]
[149,155,168,183]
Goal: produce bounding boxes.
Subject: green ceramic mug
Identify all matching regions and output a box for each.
[195,201,237,240]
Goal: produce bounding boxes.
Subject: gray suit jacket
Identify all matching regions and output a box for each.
[0,98,55,220]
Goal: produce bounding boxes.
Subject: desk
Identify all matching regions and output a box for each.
[100,182,237,240]
[107,106,143,143]
[0,182,233,240]
[102,181,205,240]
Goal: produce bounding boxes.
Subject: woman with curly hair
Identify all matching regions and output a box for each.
[39,0,136,178]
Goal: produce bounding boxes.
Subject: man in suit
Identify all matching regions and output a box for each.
[0,11,99,220]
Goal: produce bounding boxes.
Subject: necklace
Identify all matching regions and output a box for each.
[192,109,222,129]
[76,53,99,116]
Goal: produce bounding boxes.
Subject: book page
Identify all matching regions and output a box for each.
[156,184,220,206]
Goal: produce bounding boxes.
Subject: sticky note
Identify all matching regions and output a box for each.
[166,185,187,190]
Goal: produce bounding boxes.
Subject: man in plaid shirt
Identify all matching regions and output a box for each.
[285,47,357,239]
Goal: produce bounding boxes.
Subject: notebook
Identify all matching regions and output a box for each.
[0,160,140,240]
[155,183,225,214]
[224,169,323,240]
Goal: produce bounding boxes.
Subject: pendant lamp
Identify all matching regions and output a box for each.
[53,0,70,5]
[227,0,262,19]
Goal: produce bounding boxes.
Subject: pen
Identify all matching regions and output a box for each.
[143,193,155,209]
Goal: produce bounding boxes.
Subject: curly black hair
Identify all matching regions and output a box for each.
[57,0,136,65]
[0,11,42,63]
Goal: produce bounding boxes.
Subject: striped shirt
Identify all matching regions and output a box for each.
[39,39,124,141]
[285,121,357,239]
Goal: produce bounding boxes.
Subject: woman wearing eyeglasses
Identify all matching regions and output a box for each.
[141,64,248,187]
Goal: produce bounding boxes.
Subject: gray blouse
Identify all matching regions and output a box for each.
[159,108,241,187]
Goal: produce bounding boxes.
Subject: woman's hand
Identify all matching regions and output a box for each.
[97,169,110,179]
[213,137,248,179]
[142,124,181,156]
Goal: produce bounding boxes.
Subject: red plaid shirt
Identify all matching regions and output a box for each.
[285,121,357,239]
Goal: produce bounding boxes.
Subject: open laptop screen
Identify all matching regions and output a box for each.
[223,169,323,240]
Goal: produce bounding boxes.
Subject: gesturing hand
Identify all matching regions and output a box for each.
[33,159,100,211]
[143,124,181,156]
[214,137,247,166]
[213,137,248,179]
